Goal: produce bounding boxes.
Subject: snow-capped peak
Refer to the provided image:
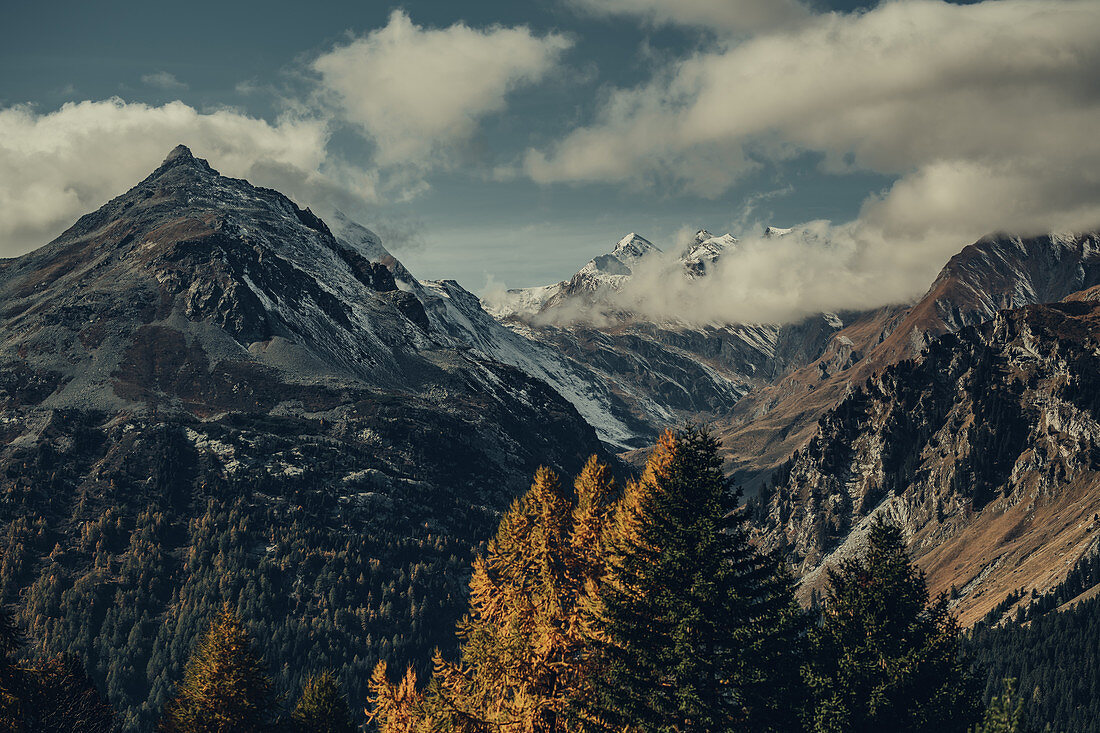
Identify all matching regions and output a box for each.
[612,232,660,263]
[764,226,794,238]
[681,231,737,278]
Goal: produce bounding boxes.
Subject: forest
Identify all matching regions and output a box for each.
[0,426,1095,731]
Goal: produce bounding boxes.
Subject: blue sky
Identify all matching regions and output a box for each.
[2,0,1098,320]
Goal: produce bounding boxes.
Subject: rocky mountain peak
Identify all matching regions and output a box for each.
[611,232,660,262]
[682,231,736,277]
[148,143,215,181]
[164,143,194,163]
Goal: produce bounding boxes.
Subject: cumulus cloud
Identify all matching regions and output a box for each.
[0,12,575,255]
[312,10,572,168]
[525,0,1100,322]
[0,98,370,254]
[141,71,187,90]
[566,0,812,34]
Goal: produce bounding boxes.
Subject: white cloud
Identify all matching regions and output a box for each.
[312,10,572,168]
[0,12,574,257]
[141,71,188,90]
[566,0,812,33]
[526,0,1100,322]
[0,98,370,255]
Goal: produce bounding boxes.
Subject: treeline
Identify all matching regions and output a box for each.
[1,602,358,732]
[369,427,987,732]
[1,426,1055,731]
[0,421,485,730]
[966,547,1100,733]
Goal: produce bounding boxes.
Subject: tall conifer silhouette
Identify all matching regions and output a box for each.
[804,519,980,732]
[590,427,805,732]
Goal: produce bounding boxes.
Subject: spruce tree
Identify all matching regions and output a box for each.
[290,671,355,733]
[970,678,1025,733]
[160,606,276,733]
[590,427,806,732]
[804,518,981,732]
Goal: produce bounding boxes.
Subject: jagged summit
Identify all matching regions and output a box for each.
[486,227,742,318]
[148,143,215,180]
[682,230,736,277]
[164,143,194,163]
[611,232,660,262]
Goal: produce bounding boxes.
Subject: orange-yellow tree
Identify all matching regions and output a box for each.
[369,457,616,732]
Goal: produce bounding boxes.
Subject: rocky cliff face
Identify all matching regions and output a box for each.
[0,145,604,481]
[755,299,1100,624]
[719,232,1100,490]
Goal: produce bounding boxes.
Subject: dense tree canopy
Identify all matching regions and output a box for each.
[803,519,981,732]
[2,426,1088,732]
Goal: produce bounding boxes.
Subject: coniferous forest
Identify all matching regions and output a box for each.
[7,426,1094,731]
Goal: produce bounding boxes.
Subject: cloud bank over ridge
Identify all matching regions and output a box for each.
[2,0,1099,325]
[521,0,1100,324]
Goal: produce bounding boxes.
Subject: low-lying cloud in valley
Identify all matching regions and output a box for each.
[618,224,937,326]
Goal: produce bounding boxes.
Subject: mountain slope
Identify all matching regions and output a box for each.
[0,146,608,729]
[720,232,1100,489]
[753,298,1100,625]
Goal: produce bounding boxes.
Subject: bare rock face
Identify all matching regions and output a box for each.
[754,299,1100,625]
[0,146,603,470]
[719,232,1100,491]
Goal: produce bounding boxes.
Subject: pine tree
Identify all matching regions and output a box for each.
[290,671,355,733]
[160,606,276,733]
[804,518,981,732]
[589,427,806,732]
[971,678,1025,733]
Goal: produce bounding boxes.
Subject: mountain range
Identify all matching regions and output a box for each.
[2,146,1100,727]
[480,208,1100,628]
